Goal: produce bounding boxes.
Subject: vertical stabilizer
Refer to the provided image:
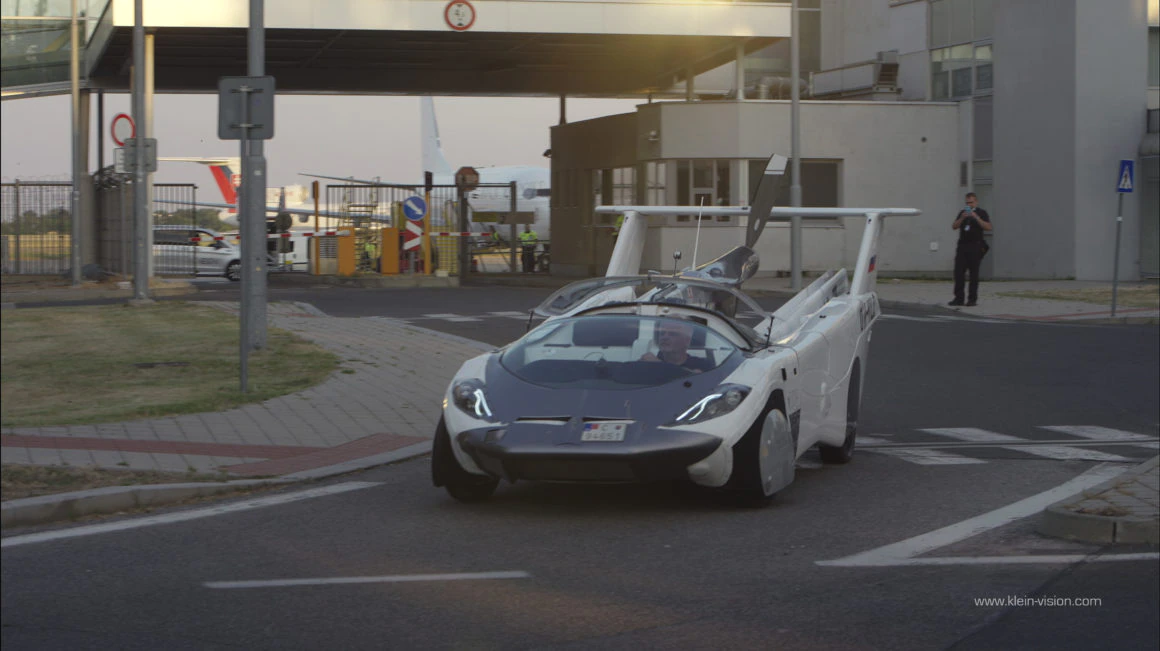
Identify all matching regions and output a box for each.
[849,212,884,296]
[421,97,455,177]
[605,211,646,277]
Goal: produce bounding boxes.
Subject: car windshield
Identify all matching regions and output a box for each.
[500,314,739,389]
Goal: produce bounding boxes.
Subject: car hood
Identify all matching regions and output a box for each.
[482,353,744,428]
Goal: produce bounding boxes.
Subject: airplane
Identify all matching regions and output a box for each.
[301,96,553,244]
[154,157,368,228]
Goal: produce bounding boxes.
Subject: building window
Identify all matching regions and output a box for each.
[1149,27,1159,89]
[746,159,840,208]
[646,162,666,206]
[930,0,993,100]
[671,160,734,222]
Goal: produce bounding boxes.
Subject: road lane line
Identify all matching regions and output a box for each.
[859,435,986,464]
[204,571,532,589]
[1039,425,1160,450]
[921,427,1133,462]
[835,553,1160,567]
[816,463,1127,567]
[1,482,382,549]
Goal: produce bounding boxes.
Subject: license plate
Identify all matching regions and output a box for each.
[581,422,629,442]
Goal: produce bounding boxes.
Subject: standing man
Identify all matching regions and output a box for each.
[519,225,538,273]
[949,192,992,306]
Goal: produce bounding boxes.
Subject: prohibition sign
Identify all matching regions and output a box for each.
[444,0,476,31]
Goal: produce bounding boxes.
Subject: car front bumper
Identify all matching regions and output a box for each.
[456,425,722,483]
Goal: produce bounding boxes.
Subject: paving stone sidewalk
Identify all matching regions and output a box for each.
[0,301,491,478]
[1037,456,1160,544]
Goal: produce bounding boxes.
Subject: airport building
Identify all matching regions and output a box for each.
[551,0,1159,281]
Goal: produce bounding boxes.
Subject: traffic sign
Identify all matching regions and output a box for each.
[1117,160,1134,193]
[218,75,276,140]
[402,195,428,222]
[403,221,424,250]
[111,113,135,146]
[123,138,158,173]
[455,166,480,192]
[444,0,476,31]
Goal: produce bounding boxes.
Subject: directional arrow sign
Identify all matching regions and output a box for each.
[402,196,427,222]
[403,221,424,250]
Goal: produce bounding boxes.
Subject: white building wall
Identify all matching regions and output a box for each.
[1072,0,1148,281]
[636,100,961,276]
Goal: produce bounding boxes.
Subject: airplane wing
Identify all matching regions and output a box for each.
[153,199,388,222]
[299,173,386,186]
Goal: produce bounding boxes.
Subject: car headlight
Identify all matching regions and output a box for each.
[450,379,495,421]
[668,384,750,425]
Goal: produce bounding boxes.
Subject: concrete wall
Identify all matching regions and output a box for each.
[994,0,1148,280]
[1073,0,1148,280]
[993,0,1078,279]
[819,0,928,100]
[551,100,961,278]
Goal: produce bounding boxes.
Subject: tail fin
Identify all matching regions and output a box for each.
[421,97,455,177]
[209,164,239,212]
[850,212,884,296]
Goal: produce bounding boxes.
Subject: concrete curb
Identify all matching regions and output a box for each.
[1036,456,1160,545]
[1,442,436,529]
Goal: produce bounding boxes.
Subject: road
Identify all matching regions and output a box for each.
[3,280,1158,650]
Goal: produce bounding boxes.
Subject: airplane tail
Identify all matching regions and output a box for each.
[208,163,239,212]
[421,97,455,177]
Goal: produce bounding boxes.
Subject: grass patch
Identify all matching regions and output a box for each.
[995,286,1159,309]
[1,301,340,427]
[1,464,233,501]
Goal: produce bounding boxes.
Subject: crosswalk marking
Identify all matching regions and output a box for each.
[1038,425,1160,450]
[421,313,482,322]
[919,427,1134,462]
[859,435,985,465]
[488,311,531,319]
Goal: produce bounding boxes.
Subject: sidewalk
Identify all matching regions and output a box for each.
[2,277,1157,534]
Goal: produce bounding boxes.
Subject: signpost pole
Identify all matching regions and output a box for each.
[1112,192,1123,317]
[509,180,518,273]
[458,187,468,283]
[789,0,803,291]
[131,0,150,302]
[69,0,81,286]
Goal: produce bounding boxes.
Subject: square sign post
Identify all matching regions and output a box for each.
[218,69,275,393]
[1112,160,1134,317]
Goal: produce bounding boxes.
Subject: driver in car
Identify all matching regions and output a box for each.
[640,319,714,373]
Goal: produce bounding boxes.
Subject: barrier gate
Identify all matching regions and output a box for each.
[324,182,524,276]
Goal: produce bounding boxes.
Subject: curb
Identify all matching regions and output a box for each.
[1036,456,1160,545]
[1,441,435,530]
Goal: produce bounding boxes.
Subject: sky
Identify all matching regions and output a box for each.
[0,93,640,190]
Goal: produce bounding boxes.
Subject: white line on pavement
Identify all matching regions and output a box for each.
[204,571,532,589]
[816,463,1128,567]
[827,553,1160,567]
[1039,425,1160,450]
[1,482,382,549]
[921,427,1134,462]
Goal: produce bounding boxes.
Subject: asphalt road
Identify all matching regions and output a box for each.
[3,281,1158,650]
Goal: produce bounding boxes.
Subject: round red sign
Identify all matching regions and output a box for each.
[444,0,476,31]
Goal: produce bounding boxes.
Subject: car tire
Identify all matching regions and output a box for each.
[819,361,860,465]
[225,261,241,282]
[431,416,498,503]
[726,406,793,507]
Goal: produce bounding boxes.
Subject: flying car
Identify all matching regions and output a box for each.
[432,154,919,505]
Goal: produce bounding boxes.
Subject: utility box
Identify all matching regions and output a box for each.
[313,236,337,275]
[380,227,399,275]
[336,234,356,276]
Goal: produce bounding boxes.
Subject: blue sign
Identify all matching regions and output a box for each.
[402,195,428,222]
[1117,160,1134,193]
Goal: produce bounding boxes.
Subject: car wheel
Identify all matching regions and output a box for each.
[819,361,860,465]
[726,406,794,507]
[431,416,498,503]
[225,261,241,282]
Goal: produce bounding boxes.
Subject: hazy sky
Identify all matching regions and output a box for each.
[1,93,639,190]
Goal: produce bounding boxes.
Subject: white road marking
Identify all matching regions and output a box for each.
[843,553,1160,567]
[816,463,1128,567]
[1039,425,1160,450]
[921,427,1133,462]
[422,313,482,322]
[1,482,382,549]
[204,571,531,589]
[859,435,986,465]
[488,311,530,319]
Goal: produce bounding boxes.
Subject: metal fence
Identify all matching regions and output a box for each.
[323,182,523,275]
[92,171,200,278]
[1,181,73,275]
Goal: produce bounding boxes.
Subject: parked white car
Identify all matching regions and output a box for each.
[153,225,241,281]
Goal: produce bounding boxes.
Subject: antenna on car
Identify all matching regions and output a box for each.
[691,196,706,268]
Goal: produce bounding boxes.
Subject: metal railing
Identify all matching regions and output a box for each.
[1,180,71,275]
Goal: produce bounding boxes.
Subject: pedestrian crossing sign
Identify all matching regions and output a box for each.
[1117,160,1134,193]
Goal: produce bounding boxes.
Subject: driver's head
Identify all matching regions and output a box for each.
[656,319,693,355]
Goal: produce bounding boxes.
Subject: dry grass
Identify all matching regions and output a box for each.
[1,464,232,501]
[1,302,339,427]
[996,286,1159,309]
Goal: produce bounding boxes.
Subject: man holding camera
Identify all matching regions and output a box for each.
[949,192,992,306]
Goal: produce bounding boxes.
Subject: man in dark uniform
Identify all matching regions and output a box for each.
[949,192,992,306]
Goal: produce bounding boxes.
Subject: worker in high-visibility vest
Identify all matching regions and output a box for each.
[362,236,379,273]
[519,225,538,273]
[612,214,625,238]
